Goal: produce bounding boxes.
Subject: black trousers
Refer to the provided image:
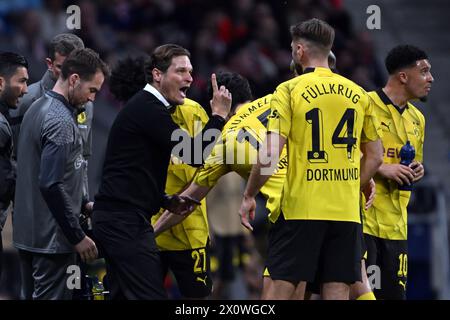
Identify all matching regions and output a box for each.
[92,210,167,300]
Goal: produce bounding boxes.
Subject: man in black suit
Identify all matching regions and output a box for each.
[92,44,231,299]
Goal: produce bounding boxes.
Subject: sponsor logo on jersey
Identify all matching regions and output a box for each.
[74,154,84,170]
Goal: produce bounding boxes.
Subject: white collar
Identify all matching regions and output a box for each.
[143,83,171,109]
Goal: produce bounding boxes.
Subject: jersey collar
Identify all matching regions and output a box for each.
[302,67,332,75]
[143,83,172,110]
[302,67,315,74]
[46,90,80,118]
[376,88,408,115]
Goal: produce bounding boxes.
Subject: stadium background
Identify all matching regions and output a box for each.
[0,0,449,299]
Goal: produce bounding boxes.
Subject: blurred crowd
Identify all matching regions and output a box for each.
[0,0,384,113]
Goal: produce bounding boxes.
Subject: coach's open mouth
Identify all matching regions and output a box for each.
[180,86,189,98]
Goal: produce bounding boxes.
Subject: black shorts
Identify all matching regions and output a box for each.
[305,229,366,297]
[263,267,321,295]
[266,213,362,285]
[306,230,366,296]
[361,228,368,260]
[364,234,407,300]
[160,246,212,299]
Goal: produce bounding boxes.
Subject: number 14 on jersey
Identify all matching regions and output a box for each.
[306,108,357,163]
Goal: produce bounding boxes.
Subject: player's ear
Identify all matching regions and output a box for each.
[0,76,4,91]
[297,42,304,56]
[398,71,408,84]
[45,58,53,71]
[68,73,80,87]
[293,42,304,62]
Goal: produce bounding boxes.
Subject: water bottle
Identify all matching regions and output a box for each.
[91,276,105,300]
[398,141,415,191]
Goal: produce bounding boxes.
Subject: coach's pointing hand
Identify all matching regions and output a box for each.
[210,73,232,119]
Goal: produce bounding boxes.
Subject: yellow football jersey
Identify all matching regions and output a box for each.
[363,89,425,240]
[195,94,288,223]
[267,67,382,223]
[151,98,210,250]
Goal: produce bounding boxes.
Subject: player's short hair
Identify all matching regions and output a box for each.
[145,44,190,84]
[385,45,428,75]
[61,48,110,81]
[48,33,85,61]
[207,72,252,113]
[290,18,335,55]
[110,56,148,102]
[0,51,29,79]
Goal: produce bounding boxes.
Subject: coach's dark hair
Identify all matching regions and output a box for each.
[290,18,335,56]
[385,45,428,75]
[144,44,190,84]
[61,48,110,81]
[48,33,85,61]
[208,72,252,113]
[0,52,28,79]
[110,56,147,102]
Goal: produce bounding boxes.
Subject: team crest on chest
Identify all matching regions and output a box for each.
[77,111,87,124]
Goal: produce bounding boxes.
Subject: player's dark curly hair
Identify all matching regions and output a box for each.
[207,72,252,113]
[109,56,148,102]
[385,45,428,75]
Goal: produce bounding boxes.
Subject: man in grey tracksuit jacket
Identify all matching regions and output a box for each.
[13,90,88,299]
[12,48,107,300]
